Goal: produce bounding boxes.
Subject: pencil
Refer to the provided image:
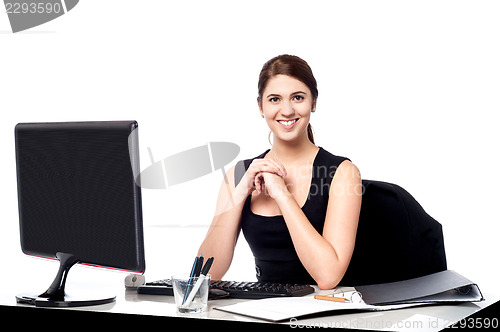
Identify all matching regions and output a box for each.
[314,295,347,303]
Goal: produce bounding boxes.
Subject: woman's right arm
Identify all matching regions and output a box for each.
[197,159,286,280]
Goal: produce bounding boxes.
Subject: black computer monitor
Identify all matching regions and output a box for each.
[14,121,145,307]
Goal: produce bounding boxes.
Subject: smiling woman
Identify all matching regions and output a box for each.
[198,55,363,289]
[260,75,313,144]
[257,55,318,145]
[198,54,446,289]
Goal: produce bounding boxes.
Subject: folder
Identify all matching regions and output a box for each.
[355,270,484,305]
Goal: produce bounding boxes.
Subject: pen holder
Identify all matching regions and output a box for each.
[172,275,211,314]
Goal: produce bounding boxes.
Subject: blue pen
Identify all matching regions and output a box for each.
[182,256,199,305]
[183,257,214,307]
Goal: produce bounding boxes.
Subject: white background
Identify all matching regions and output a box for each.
[0,0,499,301]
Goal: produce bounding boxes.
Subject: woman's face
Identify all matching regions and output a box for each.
[259,74,315,144]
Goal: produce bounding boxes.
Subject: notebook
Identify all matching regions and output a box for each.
[214,270,483,322]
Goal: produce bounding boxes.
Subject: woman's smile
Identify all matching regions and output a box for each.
[277,118,299,129]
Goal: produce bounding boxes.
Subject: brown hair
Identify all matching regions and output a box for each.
[257,54,318,144]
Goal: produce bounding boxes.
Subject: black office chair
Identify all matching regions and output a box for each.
[342,180,447,286]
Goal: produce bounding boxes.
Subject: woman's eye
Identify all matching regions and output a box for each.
[269,97,280,103]
[293,95,304,101]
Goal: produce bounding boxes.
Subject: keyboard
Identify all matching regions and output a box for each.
[137,279,315,299]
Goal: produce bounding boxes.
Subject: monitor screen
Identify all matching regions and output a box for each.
[15,121,145,274]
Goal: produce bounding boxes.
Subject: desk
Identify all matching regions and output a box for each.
[2,283,493,330]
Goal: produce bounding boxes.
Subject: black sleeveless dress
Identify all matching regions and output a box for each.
[234,147,447,286]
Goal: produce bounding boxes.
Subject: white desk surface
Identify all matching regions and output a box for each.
[1,281,494,331]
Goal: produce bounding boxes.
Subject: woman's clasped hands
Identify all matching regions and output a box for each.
[241,158,291,200]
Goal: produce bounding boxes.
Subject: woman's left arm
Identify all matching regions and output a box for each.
[263,160,362,289]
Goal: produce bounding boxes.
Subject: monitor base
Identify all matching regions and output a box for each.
[16,293,116,308]
[16,252,116,308]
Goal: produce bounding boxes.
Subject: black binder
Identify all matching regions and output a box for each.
[355,270,484,305]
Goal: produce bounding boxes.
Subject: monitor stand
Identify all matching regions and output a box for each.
[16,252,116,307]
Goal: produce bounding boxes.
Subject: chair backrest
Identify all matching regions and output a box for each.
[342,180,447,286]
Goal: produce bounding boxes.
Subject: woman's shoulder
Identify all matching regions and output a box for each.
[316,147,351,168]
[245,149,270,164]
[316,147,360,184]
